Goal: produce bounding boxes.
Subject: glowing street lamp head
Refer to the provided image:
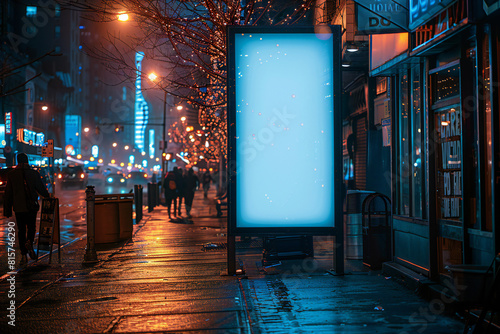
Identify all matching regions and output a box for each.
[124,145,129,150]
[176,105,183,111]
[148,72,158,81]
[112,142,118,148]
[117,13,129,21]
[41,105,48,111]
[181,116,186,122]
[84,127,90,133]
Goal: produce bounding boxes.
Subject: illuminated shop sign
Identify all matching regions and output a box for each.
[17,128,45,146]
[5,112,12,134]
[65,115,81,154]
[356,0,408,34]
[228,26,342,235]
[0,125,5,148]
[409,0,456,30]
[134,52,149,154]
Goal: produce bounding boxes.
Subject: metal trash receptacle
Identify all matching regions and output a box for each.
[362,193,391,269]
[346,190,375,259]
[95,194,134,244]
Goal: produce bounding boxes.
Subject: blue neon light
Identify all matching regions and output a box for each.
[235,32,335,228]
[149,129,155,157]
[134,52,149,154]
[409,0,455,30]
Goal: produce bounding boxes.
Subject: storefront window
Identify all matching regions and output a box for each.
[432,65,459,102]
[411,65,423,218]
[398,73,410,215]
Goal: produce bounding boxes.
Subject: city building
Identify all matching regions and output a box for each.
[332,0,500,282]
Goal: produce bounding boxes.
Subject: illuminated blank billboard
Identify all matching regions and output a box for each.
[227,26,342,235]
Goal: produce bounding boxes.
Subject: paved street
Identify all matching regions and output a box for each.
[0,189,464,333]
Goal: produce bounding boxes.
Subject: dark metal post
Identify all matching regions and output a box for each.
[227,234,236,275]
[134,185,143,222]
[156,182,160,207]
[83,186,98,263]
[147,182,153,212]
[163,90,167,176]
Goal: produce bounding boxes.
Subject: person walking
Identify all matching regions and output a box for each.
[162,168,178,219]
[175,168,185,216]
[202,170,212,198]
[183,168,199,218]
[3,153,50,265]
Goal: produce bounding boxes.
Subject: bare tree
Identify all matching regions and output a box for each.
[60,0,316,159]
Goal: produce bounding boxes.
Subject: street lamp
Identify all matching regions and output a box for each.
[117,12,129,21]
[148,72,168,174]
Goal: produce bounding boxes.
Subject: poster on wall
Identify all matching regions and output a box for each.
[436,105,462,220]
[227,26,342,235]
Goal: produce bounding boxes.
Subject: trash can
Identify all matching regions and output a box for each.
[345,190,375,259]
[362,193,391,269]
[95,194,134,244]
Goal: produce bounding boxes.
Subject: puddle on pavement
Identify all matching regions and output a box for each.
[267,279,293,312]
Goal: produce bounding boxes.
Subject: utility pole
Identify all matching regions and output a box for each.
[162,90,167,175]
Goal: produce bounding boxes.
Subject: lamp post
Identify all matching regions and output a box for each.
[162,89,167,175]
[148,72,168,176]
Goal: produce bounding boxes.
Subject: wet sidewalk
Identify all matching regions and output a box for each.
[0,188,464,333]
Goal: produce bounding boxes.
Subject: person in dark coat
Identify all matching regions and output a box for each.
[202,170,212,198]
[183,168,199,218]
[3,153,50,265]
[175,168,185,216]
[162,168,178,219]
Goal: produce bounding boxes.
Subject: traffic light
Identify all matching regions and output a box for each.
[163,152,173,161]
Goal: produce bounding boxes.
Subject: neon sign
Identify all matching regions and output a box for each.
[409,0,456,30]
[5,112,12,135]
[134,52,149,154]
[17,128,45,146]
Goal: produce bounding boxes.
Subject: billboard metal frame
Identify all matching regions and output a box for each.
[227,25,343,237]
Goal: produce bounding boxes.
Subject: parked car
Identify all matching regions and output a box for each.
[105,172,127,186]
[34,166,55,194]
[0,167,14,202]
[59,165,87,189]
[85,166,105,185]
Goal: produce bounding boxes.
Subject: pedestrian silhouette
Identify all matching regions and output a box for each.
[183,168,199,217]
[3,153,50,265]
[162,167,178,219]
[175,168,185,216]
[202,170,212,198]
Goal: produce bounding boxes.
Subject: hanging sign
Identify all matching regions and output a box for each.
[5,112,12,135]
[409,0,456,30]
[355,0,409,34]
